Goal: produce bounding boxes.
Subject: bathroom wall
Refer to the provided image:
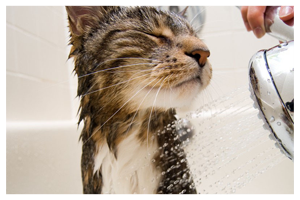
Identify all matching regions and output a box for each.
[6,6,82,194]
[6,6,293,194]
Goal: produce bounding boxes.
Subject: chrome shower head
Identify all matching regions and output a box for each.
[248,40,294,160]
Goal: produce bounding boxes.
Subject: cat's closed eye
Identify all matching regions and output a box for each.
[145,33,170,44]
[66,6,212,194]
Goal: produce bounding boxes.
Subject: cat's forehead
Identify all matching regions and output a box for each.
[116,7,194,36]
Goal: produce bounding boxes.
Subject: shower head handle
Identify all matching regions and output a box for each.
[237,6,294,41]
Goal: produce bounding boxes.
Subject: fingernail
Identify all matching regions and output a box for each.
[244,22,251,31]
[253,27,264,38]
[279,6,293,17]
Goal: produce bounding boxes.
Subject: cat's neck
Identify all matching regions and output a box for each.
[80,91,177,155]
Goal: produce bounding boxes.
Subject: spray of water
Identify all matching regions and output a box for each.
[181,86,290,194]
[100,86,292,194]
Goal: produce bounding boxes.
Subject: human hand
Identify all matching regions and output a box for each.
[241,6,294,38]
[278,6,294,26]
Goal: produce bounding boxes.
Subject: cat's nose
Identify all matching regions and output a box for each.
[190,49,210,68]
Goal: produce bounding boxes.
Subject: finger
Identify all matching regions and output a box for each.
[241,6,251,31]
[247,6,267,38]
[279,6,294,22]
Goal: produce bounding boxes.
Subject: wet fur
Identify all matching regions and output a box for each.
[66,6,212,194]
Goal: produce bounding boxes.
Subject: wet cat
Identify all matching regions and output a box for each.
[66,6,212,194]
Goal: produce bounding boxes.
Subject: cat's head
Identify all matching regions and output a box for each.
[67,6,212,111]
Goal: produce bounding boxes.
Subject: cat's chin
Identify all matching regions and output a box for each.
[173,76,201,89]
[130,79,203,110]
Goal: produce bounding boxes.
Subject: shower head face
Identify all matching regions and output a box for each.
[248,41,294,160]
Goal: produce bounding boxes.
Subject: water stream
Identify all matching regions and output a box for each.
[180,86,291,194]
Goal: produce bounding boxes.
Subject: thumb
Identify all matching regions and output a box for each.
[279,6,294,22]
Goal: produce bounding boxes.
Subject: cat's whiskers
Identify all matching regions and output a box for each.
[103,68,154,74]
[207,79,224,100]
[189,8,206,26]
[124,76,164,137]
[92,57,161,70]
[82,71,153,97]
[83,77,158,146]
[167,74,175,107]
[202,89,214,116]
[78,63,159,79]
[146,76,169,151]
[95,73,154,116]
[158,74,173,115]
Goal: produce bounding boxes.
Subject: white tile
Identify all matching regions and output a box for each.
[6,25,18,72]
[208,69,248,100]
[58,49,73,83]
[10,6,39,36]
[230,6,246,31]
[15,28,41,78]
[51,8,69,49]
[38,41,62,83]
[50,6,65,16]
[232,31,279,69]
[6,73,73,121]
[66,58,78,87]
[201,32,235,70]
[201,6,233,34]
[6,6,15,25]
[36,7,57,45]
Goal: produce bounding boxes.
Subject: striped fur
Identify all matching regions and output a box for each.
[66,6,212,194]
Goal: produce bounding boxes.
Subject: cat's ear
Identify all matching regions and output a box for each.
[66,6,115,36]
[178,6,189,17]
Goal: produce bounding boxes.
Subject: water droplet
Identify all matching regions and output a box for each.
[277,122,281,126]
[167,184,173,190]
[152,159,156,163]
[269,116,275,122]
[179,189,186,194]
[267,79,271,83]
[267,91,271,95]
[187,128,191,132]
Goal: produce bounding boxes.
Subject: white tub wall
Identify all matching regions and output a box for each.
[6,6,79,121]
[6,6,293,194]
[6,6,82,194]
